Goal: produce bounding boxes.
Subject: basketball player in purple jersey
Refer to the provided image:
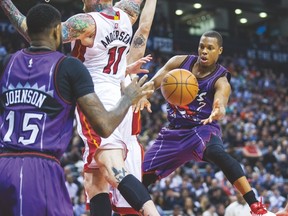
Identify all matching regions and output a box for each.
[0,0,161,215]
[0,4,153,216]
[140,31,275,216]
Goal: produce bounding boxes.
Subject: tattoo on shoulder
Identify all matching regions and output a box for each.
[117,0,140,18]
[62,14,95,41]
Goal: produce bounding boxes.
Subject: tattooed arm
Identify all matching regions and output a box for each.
[126,0,157,112]
[114,0,144,25]
[77,75,153,138]
[61,13,96,46]
[126,0,157,64]
[0,0,29,41]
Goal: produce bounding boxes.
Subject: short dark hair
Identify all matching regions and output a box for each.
[202,31,223,47]
[26,3,61,35]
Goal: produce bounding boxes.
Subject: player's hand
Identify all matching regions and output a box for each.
[201,99,225,125]
[121,75,154,105]
[132,96,152,113]
[126,54,152,75]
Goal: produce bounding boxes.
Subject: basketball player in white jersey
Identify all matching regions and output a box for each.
[0,0,160,215]
[110,0,157,215]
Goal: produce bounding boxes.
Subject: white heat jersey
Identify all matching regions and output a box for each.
[71,8,132,108]
[73,8,135,172]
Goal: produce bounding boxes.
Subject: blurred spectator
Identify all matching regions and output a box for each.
[224,190,250,216]
[65,173,79,205]
[202,204,218,216]
[73,187,88,216]
[269,186,286,210]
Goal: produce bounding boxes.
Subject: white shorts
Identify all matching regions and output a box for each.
[75,108,135,171]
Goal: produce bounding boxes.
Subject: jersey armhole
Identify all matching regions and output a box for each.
[54,56,73,105]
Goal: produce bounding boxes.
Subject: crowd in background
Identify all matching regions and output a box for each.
[60,50,288,216]
[0,5,288,216]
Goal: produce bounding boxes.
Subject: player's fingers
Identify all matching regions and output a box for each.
[137,74,148,86]
[146,103,152,113]
[209,113,216,122]
[134,104,140,113]
[201,119,208,125]
[140,57,151,62]
[143,54,152,59]
[201,114,213,124]
[141,90,154,98]
[137,60,147,64]
[208,116,214,123]
[130,69,149,74]
[140,102,145,110]
[130,75,139,84]
[142,57,152,62]
[139,69,149,73]
[142,81,154,91]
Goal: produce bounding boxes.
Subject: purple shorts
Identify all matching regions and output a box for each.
[142,124,222,179]
[0,153,73,216]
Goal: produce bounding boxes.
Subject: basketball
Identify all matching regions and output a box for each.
[160,68,199,106]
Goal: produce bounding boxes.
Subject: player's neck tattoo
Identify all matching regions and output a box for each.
[95,3,102,12]
[93,0,111,12]
[94,5,116,17]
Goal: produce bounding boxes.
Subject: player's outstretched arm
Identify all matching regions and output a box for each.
[77,75,154,138]
[201,76,231,125]
[0,0,29,41]
[114,0,143,24]
[126,0,157,64]
[61,13,95,44]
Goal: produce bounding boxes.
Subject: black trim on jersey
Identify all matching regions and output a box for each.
[209,71,230,94]
[179,55,192,69]
[54,56,70,104]
[55,56,95,103]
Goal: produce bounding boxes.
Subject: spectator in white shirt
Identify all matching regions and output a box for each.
[225,190,250,216]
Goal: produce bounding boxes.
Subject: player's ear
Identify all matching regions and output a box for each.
[219,46,223,55]
[53,24,61,40]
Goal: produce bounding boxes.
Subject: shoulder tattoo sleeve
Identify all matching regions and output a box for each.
[62,14,95,43]
[116,0,141,18]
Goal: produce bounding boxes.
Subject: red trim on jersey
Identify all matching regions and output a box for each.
[135,138,145,181]
[112,204,140,215]
[76,105,101,171]
[100,11,120,20]
[0,151,60,164]
[132,112,141,135]
[71,40,87,62]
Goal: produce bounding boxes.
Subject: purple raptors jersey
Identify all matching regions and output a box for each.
[167,55,230,129]
[0,49,74,159]
[143,55,231,179]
